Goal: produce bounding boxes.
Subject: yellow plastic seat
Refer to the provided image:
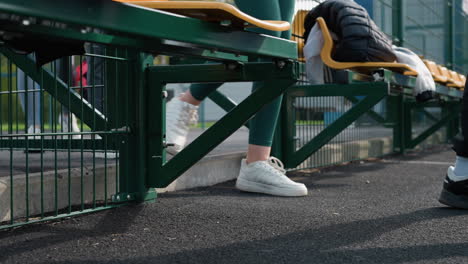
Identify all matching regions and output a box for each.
[448,70,464,88]
[423,60,448,83]
[316,17,418,76]
[114,0,290,31]
[460,74,466,88]
[291,10,308,62]
[438,66,456,85]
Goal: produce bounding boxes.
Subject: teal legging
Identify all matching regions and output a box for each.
[190,0,295,146]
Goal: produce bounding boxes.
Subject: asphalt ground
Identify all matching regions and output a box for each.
[1,145,468,264]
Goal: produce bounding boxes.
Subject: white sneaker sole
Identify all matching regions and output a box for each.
[236,177,307,197]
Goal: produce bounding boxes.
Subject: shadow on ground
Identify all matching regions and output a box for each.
[20,208,468,264]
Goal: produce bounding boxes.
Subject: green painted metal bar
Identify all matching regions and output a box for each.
[392,0,404,46]
[445,0,455,69]
[421,109,439,123]
[0,23,250,63]
[387,94,404,153]
[0,47,108,132]
[407,103,460,148]
[345,95,387,124]
[283,82,388,169]
[149,61,298,188]
[157,79,295,187]
[435,84,463,98]
[401,97,413,153]
[207,90,250,129]
[147,62,298,83]
[0,139,117,150]
[282,84,297,167]
[146,77,166,190]
[115,52,156,202]
[0,0,297,60]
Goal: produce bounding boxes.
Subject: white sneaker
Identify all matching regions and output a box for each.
[236,157,308,197]
[59,113,81,139]
[165,98,198,155]
[71,114,81,133]
[27,125,41,140]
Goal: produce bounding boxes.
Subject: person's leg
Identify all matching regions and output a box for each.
[56,58,81,138]
[439,74,468,208]
[235,0,294,163]
[166,0,305,196]
[188,82,223,103]
[246,81,282,162]
[451,76,468,168]
[173,0,290,154]
[165,83,210,154]
[17,68,41,132]
[185,0,285,103]
[86,43,104,113]
[233,0,306,196]
[279,0,296,40]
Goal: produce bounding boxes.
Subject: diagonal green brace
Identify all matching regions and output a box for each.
[208,90,249,129]
[284,83,388,168]
[145,61,298,188]
[0,47,107,132]
[407,102,461,149]
[155,79,295,187]
[345,95,386,125]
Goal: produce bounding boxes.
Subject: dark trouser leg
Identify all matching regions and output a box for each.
[85,43,104,113]
[452,74,468,157]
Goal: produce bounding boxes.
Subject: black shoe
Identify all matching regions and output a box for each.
[439,167,468,209]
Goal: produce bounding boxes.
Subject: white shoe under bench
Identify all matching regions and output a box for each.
[236,157,308,197]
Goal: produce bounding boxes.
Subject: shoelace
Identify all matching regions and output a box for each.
[268,156,286,174]
[167,100,198,128]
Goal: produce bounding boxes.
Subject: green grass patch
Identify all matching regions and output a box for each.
[295,120,324,125]
[1,122,92,132]
[188,120,324,129]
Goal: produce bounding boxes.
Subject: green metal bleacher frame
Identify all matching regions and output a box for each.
[0,0,463,229]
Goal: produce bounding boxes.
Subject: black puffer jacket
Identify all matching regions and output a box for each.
[303,0,396,63]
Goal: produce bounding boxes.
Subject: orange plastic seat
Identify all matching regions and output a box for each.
[316,17,418,76]
[448,70,464,88]
[113,0,290,31]
[460,74,466,88]
[423,60,448,83]
[291,10,308,62]
[438,66,456,85]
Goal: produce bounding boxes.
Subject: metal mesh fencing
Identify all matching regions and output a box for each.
[292,96,394,170]
[0,46,134,229]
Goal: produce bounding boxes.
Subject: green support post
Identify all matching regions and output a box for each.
[392,0,404,46]
[114,52,156,203]
[401,99,413,152]
[445,0,455,69]
[388,94,405,154]
[443,102,461,143]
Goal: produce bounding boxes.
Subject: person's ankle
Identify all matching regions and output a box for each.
[246,158,268,165]
[179,92,201,106]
